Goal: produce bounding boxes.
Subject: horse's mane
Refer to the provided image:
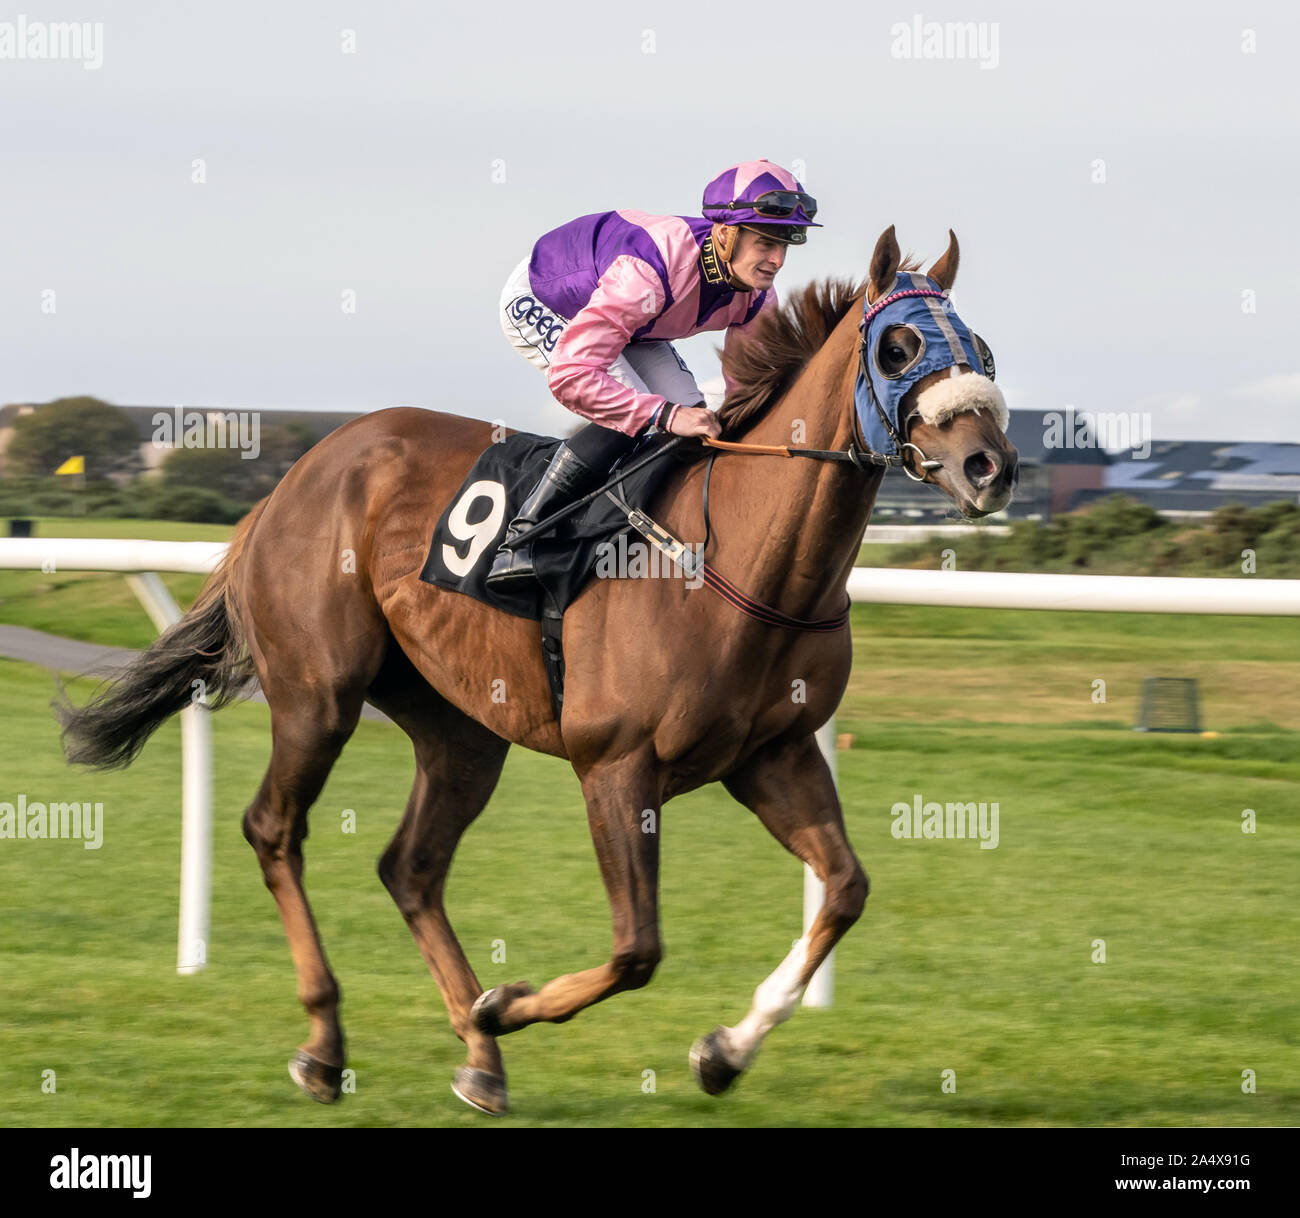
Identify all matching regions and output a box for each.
[716,256,924,436]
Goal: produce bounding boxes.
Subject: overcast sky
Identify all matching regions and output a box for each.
[2,0,1296,444]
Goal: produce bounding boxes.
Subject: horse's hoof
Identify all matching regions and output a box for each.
[690,1028,744,1096]
[451,1067,509,1115]
[471,981,534,1037]
[288,1048,343,1103]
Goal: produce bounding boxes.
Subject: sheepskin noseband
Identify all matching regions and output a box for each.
[914,368,1008,429]
[854,271,1006,458]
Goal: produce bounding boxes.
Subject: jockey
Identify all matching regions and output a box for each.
[487,158,821,588]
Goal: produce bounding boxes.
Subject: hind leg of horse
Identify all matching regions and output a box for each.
[242,693,364,1103]
[470,750,662,1036]
[692,733,868,1096]
[372,691,512,1113]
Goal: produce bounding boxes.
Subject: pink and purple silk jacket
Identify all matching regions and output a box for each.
[526,209,776,436]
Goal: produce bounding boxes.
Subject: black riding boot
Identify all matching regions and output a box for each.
[486,442,595,588]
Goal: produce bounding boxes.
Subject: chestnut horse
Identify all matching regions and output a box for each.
[59,227,1017,1114]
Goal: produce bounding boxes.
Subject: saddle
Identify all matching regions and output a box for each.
[418,431,690,715]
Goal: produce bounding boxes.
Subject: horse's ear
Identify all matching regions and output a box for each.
[868,225,900,303]
[927,229,960,290]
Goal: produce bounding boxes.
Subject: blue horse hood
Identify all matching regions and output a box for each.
[854,272,1002,458]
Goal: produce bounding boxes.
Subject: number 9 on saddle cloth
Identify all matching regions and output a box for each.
[417,429,682,623]
[416,428,683,718]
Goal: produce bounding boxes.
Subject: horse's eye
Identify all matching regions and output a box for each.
[875,326,923,379]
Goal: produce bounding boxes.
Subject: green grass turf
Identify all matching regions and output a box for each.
[2,614,1298,1126]
[3,517,1298,1124]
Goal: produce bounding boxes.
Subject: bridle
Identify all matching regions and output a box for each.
[700,285,949,482]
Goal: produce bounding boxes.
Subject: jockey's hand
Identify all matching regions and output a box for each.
[667,404,722,439]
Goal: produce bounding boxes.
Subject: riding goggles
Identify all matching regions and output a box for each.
[720,190,818,220]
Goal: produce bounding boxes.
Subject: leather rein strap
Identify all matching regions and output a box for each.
[698,557,850,633]
[701,435,896,469]
[693,441,854,634]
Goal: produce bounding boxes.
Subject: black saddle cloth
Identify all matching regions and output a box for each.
[417,431,683,619]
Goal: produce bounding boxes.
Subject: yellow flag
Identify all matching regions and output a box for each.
[55,455,85,475]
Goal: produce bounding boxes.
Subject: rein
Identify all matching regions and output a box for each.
[701,432,943,481]
[701,435,893,468]
[692,447,849,632]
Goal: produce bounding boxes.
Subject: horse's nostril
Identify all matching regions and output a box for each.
[964,451,998,486]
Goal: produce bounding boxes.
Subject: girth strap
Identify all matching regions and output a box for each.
[540,603,565,721]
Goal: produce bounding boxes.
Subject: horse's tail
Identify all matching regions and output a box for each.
[56,499,270,770]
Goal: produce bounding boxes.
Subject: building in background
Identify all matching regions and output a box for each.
[1086,441,1300,517]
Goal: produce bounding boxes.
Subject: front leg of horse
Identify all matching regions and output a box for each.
[694,734,868,1095]
[473,754,662,1035]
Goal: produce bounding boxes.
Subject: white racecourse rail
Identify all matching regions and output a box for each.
[3,538,1299,1005]
[0,539,223,975]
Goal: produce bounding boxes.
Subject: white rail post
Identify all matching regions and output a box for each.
[126,573,212,975]
[802,719,838,1007]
